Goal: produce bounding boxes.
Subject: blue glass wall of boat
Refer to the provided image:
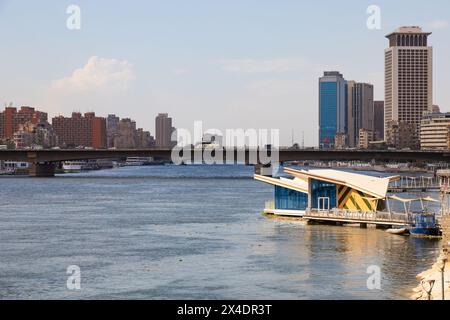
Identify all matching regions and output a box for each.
[311,179,337,209]
[274,186,308,210]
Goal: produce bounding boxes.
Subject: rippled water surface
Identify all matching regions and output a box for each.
[0,165,441,299]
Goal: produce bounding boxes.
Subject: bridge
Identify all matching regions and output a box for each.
[1,148,450,177]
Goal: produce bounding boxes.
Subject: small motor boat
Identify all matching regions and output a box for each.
[409,213,441,238]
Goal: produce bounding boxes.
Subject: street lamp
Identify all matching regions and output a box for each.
[438,254,448,300]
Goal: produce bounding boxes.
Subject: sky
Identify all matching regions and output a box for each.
[0,0,449,146]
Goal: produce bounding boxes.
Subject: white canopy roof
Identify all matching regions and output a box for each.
[284,168,392,199]
[254,174,308,194]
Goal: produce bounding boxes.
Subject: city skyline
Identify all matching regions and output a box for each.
[1,1,450,146]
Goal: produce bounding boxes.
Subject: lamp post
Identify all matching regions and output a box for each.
[438,254,448,300]
[421,279,435,300]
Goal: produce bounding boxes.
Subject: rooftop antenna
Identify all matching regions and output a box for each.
[291,129,294,146]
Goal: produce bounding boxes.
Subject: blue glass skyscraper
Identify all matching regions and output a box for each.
[319,71,347,149]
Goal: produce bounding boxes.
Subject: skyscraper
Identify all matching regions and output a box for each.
[384,26,433,148]
[373,101,385,140]
[346,81,356,147]
[155,113,173,148]
[319,71,346,149]
[351,83,374,147]
[106,114,120,148]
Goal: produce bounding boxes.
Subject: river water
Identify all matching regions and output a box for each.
[0,165,442,299]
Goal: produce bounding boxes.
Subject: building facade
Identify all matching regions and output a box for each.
[373,101,385,140]
[13,122,58,149]
[349,83,374,148]
[420,112,450,150]
[106,114,120,148]
[155,113,174,148]
[136,128,155,148]
[0,106,48,140]
[52,112,107,149]
[114,118,138,149]
[319,72,347,149]
[385,26,433,148]
[358,129,374,150]
[385,120,418,150]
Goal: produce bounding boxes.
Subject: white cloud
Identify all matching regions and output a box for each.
[51,56,135,92]
[217,58,310,73]
[427,20,449,30]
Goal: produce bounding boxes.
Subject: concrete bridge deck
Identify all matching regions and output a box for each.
[2,148,450,177]
[1,148,450,163]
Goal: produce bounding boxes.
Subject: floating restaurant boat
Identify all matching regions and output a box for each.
[255,167,441,237]
[255,167,396,216]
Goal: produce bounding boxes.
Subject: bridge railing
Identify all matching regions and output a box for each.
[305,208,409,223]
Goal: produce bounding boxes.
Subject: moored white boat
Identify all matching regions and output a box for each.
[124,157,153,166]
[62,160,99,172]
[386,228,409,235]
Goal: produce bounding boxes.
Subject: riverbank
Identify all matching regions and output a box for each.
[412,253,449,300]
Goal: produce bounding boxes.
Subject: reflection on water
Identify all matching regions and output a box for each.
[0,165,442,299]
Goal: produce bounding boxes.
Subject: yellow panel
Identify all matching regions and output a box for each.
[338,186,376,212]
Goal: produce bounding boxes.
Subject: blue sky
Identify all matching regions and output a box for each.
[0,0,449,146]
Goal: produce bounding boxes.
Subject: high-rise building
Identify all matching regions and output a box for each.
[348,83,374,147]
[373,101,385,140]
[0,106,48,139]
[385,120,418,150]
[13,121,58,149]
[114,118,137,149]
[155,113,174,148]
[106,114,120,148]
[384,26,433,148]
[52,112,107,149]
[319,72,346,149]
[345,81,356,147]
[420,112,450,150]
[0,112,3,139]
[136,128,155,148]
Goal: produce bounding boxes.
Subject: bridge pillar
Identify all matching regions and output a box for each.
[29,162,56,177]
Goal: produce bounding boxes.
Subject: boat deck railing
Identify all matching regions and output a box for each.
[305,208,412,225]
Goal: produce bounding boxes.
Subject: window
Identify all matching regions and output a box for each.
[275,186,308,210]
